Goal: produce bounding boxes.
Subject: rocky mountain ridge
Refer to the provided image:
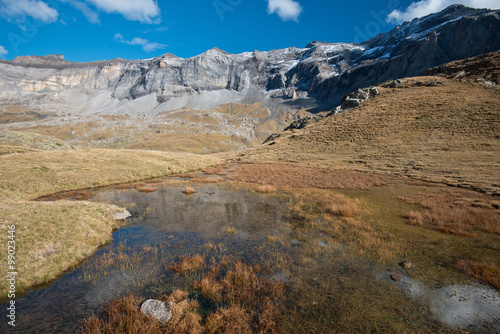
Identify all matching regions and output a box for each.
[1,5,499,115]
[0,5,499,151]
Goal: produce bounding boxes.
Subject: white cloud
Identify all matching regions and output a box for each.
[87,0,160,23]
[0,45,8,58]
[267,0,302,22]
[0,0,59,23]
[67,0,100,24]
[387,0,500,24]
[114,33,166,53]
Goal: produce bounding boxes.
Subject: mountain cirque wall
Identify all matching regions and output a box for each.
[0,5,499,145]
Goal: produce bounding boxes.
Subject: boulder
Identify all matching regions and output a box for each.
[140,299,173,325]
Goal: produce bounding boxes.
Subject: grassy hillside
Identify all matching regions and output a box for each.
[229,76,499,195]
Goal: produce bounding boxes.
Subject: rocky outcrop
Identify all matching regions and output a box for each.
[427,50,500,84]
[0,5,498,119]
[336,87,379,111]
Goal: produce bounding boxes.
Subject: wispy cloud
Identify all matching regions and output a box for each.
[387,0,500,24]
[87,0,160,23]
[0,0,59,23]
[267,0,302,22]
[0,45,8,59]
[66,0,100,24]
[140,26,169,34]
[114,33,166,53]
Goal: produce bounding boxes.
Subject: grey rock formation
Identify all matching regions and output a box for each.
[140,299,172,325]
[338,87,380,110]
[0,5,498,122]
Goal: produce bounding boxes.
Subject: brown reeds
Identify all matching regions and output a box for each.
[194,260,284,332]
[136,186,158,193]
[456,260,500,291]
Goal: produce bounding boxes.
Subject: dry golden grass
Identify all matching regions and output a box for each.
[0,148,221,200]
[225,77,500,195]
[168,254,205,275]
[79,291,203,334]
[229,164,388,190]
[401,189,500,237]
[182,186,197,194]
[0,130,73,150]
[456,260,500,291]
[0,200,127,298]
[256,184,277,193]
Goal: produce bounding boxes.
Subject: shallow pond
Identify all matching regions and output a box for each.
[1,180,499,333]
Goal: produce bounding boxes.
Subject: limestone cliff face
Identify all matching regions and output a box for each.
[0,5,498,117]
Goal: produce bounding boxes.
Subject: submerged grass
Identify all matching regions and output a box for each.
[80,256,284,333]
[168,254,205,276]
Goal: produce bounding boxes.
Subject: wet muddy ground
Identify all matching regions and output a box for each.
[1,174,499,333]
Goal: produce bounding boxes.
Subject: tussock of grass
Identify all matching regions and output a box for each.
[326,203,359,217]
[168,254,205,275]
[136,185,158,193]
[456,260,500,291]
[401,189,500,237]
[256,184,277,193]
[182,186,197,194]
[224,227,237,235]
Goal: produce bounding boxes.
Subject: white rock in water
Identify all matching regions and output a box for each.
[141,299,172,325]
[113,210,131,220]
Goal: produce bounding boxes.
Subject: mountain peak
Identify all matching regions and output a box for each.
[201,47,229,56]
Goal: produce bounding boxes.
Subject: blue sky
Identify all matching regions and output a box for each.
[0,0,498,62]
